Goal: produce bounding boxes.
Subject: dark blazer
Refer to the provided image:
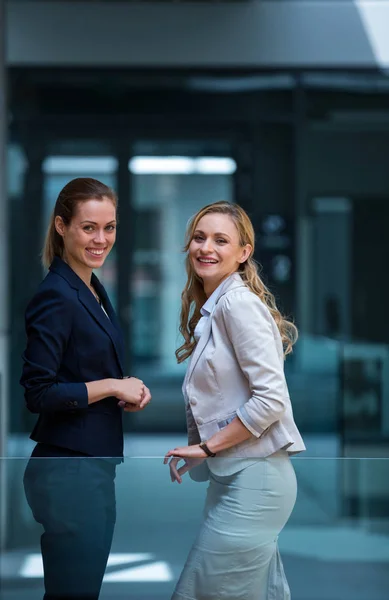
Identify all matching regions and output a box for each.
[20,257,125,457]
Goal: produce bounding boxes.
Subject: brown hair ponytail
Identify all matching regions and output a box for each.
[42,177,117,268]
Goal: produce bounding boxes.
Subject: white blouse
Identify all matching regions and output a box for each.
[193,277,234,342]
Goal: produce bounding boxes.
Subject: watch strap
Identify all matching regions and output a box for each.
[199,441,216,458]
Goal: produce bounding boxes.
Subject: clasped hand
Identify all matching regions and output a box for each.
[164,445,207,484]
[116,377,152,412]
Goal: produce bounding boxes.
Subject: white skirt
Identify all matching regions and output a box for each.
[172,451,297,600]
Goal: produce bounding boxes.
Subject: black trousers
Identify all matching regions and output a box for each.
[23,443,117,600]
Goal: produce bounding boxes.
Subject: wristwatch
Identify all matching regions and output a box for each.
[199,441,216,458]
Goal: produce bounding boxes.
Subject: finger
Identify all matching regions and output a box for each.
[140,386,151,399]
[139,395,149,409]
[164,452,179,465]
[139,390,152,409]
[119,400,139,408]
[164,448,181,462]
[124,398,146,412]
[123,405,141,412]
[177,463,191,478]
[118,400,136,410]
[163,451,173,464]
[169,460,182,484]
[143,386,151,400]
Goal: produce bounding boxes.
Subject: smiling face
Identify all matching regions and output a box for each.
[55,197,116,282]
[188,213,252,296]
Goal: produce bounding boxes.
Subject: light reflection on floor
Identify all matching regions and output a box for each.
[19,553,173,582]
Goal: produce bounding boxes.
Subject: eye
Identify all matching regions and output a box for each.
[216,239,227,244]
[105,225,116,232]
[193,235,204,242]
[83,226,94,232]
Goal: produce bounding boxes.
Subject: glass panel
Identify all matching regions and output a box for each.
[1,457,389,599]
[129,141,235,431]
[286,334,341,440]
[340,342,389,447]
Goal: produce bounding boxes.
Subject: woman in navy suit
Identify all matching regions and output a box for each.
[21,177,151,600]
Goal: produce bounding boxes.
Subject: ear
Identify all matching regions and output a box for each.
[239,244,252,264]
[54,216,66,237]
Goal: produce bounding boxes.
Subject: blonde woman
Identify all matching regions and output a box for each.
[164,202,305,600]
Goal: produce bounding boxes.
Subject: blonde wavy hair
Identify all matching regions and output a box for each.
[176,201,298,363]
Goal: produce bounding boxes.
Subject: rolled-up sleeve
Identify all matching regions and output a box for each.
[220,291,287,437]
[20,288,88,414]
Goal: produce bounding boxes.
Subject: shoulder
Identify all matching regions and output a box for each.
[26,271,77,315]
[217,286,272,322]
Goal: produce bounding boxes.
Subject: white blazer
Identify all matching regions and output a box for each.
[182,273,305,479]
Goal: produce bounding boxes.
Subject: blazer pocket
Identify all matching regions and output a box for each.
[216,411,237,430]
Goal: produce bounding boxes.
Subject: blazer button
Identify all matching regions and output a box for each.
[73,401,78,407]
[190,398,197,406]
[196,417,203,426]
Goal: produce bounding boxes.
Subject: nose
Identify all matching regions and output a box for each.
[200,238,214,253]
[94,229,106,244]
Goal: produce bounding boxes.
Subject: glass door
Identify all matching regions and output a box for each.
[126,140,236,432]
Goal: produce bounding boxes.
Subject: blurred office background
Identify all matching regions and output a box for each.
[1,1,389,599]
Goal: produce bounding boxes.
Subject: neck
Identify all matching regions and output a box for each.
[203,272,234,298]
[62,254,93,287]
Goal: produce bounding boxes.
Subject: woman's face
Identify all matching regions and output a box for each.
[189,213,251,295]
[56,198,116,273]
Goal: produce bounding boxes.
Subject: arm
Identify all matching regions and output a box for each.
[164,290,288,473]
[89,379,151,410]
[164,416,252,466]
[20,287,89,413]
[220,290,287,438]
[20,288,146,414]
[201,416,252,454]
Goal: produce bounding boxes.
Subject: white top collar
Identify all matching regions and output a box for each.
[200,272,242,317]
[194,273,243,343]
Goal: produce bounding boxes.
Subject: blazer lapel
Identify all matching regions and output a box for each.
[92,275,126,371]
[91,275,121,332]
[77,282,125,375]
[49,258,125,375]
[185,274,246,384]
[185,312,214,384]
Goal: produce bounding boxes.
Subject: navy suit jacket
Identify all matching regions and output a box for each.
[20,257,125,457]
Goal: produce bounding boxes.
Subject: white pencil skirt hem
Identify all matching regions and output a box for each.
[171,452,297,600]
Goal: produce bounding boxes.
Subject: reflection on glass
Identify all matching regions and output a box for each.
[1,457,388,600]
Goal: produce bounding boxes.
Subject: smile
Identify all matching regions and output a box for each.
[86,248,106,257]
[197,258,218,264]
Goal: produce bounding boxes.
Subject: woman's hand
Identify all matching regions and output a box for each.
[163,445,207,484]
[115,377,152,410]
[121,384,152,412]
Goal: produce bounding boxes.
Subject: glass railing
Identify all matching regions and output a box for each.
[1,455,388,600]
[288,335,389,444]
